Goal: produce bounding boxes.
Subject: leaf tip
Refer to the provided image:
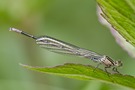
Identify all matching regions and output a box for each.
[19,63,31,68]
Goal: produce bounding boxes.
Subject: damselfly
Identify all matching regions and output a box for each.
[9,28,122,73]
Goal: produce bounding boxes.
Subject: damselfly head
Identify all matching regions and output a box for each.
[114,60,123,67]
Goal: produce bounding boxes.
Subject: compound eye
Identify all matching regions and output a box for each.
[119,61,123,67]
[115,61,122,67]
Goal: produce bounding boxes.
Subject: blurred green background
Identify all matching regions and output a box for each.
[0,0,135,90]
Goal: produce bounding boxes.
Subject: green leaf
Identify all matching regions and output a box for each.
[97,0,135,46]
[21,63,135,89]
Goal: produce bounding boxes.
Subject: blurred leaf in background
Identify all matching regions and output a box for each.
[0,0,134,90]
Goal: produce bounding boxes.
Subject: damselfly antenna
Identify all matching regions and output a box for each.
[10,28,122,73]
